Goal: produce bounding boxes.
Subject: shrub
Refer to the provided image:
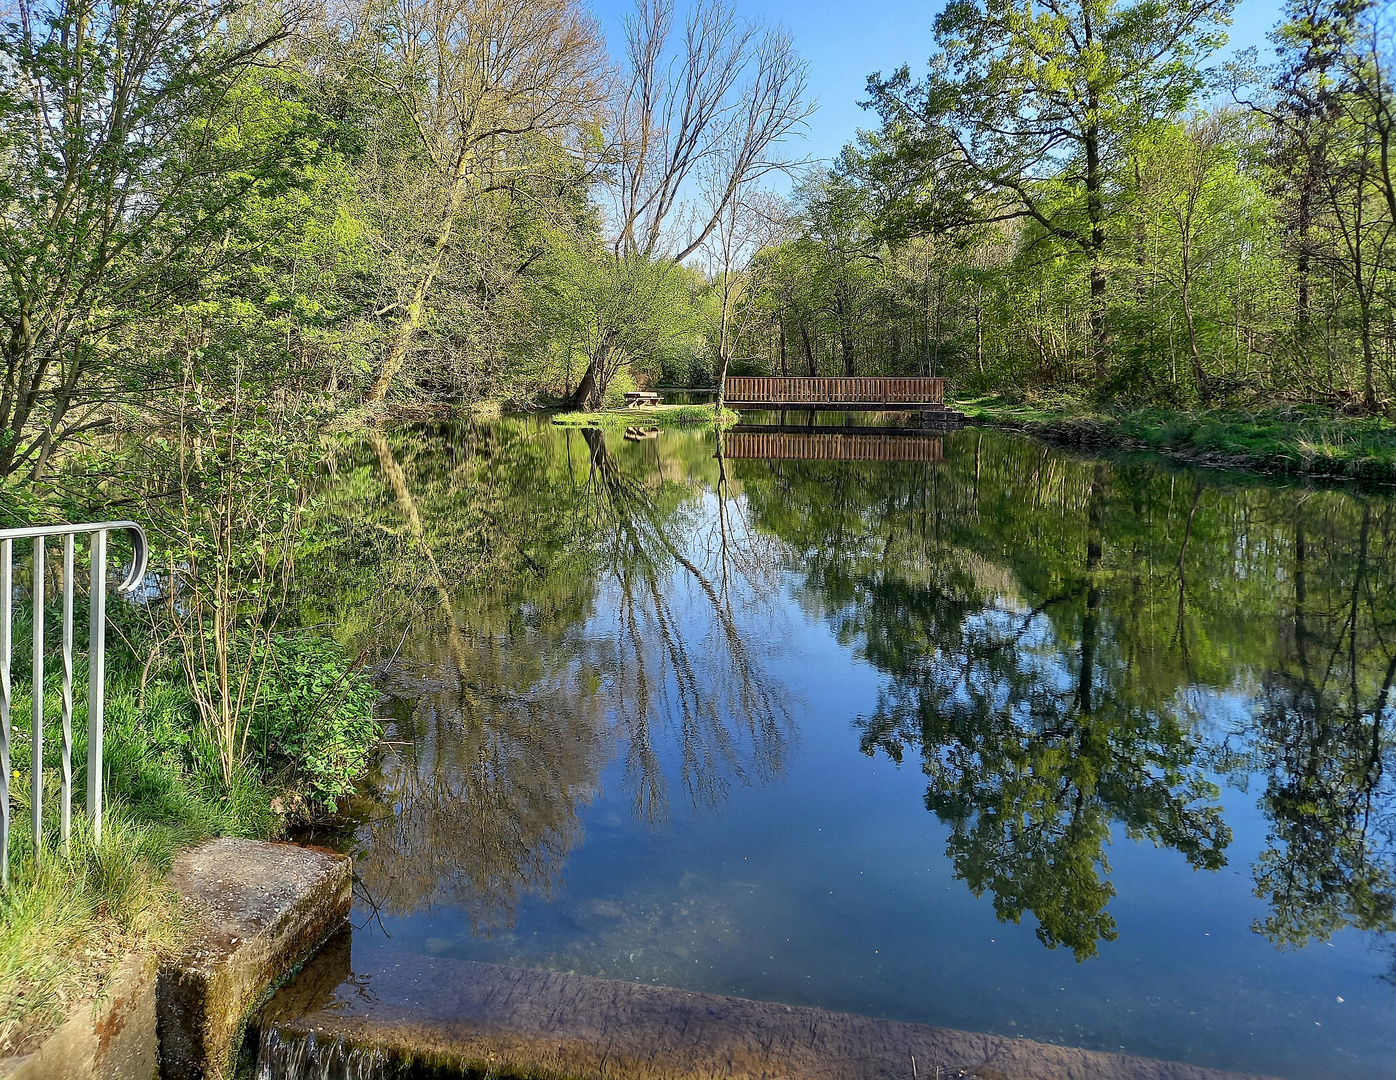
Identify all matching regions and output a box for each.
[246,634,379,819]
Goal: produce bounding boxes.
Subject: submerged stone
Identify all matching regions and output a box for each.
[256,931,1278,1080]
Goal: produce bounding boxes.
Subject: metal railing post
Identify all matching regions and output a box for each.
[87,529,106,845]
[0,539,10,887]
[61,534,74,854]
[0,521,145,878]
[31,537,43,859]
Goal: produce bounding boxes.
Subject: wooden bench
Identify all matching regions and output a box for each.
[624,391,663,408]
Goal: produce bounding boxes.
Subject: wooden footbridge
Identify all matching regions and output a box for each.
[723,376,964,421]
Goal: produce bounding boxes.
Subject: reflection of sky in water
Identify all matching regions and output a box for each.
[334,424,1396,1080]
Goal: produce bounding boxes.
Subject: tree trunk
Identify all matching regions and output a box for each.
[366,146,477,405]
[1082,21,1108,387]
[975,305,984,374]
[366,222,453,405]
[800,323,816,376]
[1295,178,1313,329]
[1180,248,1207,403]
[1360,294,1377,411]
[564,355,603,410]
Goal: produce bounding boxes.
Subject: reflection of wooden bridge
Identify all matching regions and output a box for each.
[724,428,945,463]
[724,377,964,421]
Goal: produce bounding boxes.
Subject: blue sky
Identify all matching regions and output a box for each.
[586,0,1288,166]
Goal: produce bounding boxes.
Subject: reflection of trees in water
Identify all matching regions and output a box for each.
[356,669,609,933]
[320,422,1396,964]
[848,463,1227,959]
[737,435,1395,961]
[318,422,791,927]
[1249,509,1396,948]
[580,427,791,822]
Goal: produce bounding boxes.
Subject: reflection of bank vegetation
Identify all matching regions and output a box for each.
[313,421,1394,968]
[583,427,791,819]
[312,421,791,928]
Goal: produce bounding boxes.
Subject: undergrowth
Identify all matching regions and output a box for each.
[956,396,1396,483]
[0,617,377,1057]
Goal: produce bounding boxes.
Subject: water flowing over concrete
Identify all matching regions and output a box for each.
[254,931,1279,1080]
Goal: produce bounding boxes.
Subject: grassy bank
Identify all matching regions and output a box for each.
[0,630,377,1058]
[551,403,739,429]
[956,396,1396,484]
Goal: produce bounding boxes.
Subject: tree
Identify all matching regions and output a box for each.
[795,170,880,376]
[355,0,609,405]
[1131,114,1249,401]
[701,188,781,408]
[0,0,298,478]
[545,247,704,407]
[562,0,812,408]
[864,0,1237,385]
[1266,0,1396,408]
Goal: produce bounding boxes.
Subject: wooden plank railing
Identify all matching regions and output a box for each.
[724,432,945,463]
[724,376,946,407]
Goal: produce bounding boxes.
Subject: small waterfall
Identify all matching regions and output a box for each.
[254,1026,389,1080]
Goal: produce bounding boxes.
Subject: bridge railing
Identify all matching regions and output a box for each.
[0,521,148,881]
[724,376,946,406]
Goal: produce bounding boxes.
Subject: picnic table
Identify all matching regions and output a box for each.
[624,391,663,407]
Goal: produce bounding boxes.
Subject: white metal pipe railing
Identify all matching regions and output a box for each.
[0,522,148,882]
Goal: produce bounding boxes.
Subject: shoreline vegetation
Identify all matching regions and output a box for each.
[550,404,740,429]
[0,0,1393,1065]
[957,397,1396,485]
[0,590,378,1057]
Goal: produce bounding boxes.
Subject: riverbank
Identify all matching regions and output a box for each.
[956,396,1396,484]
[551,404,740,429]
[0,644,377,1059]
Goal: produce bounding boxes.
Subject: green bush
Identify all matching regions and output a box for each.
[246,634,379,818]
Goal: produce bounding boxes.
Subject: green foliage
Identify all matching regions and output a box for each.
[0,647,283,1055]
[957,397,1396,481]
[544,251,708,408]
[247,636,379,817]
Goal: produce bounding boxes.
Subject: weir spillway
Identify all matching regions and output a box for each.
[249,930,1273,1080]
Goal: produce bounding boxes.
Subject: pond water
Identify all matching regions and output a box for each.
[302,418,1396,1080]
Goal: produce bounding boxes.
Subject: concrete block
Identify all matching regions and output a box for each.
[0,953,159,1080]
[157,839,351,1080]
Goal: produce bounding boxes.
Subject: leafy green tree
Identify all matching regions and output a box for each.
[546,250,704,408]
[864,0,1237,384]
[0,0,299,478]
[352,0,609,405]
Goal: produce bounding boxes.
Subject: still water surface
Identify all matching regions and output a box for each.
[306,419,1396,1080]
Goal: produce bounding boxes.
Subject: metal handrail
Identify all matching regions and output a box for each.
[0,521,148,881]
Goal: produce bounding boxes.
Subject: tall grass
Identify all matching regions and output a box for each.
[0,661,279,1056]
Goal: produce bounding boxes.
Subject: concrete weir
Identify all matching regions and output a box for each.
[256,933,1280,1080]
[158,839,351,1080]
[0,838,351,1080]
